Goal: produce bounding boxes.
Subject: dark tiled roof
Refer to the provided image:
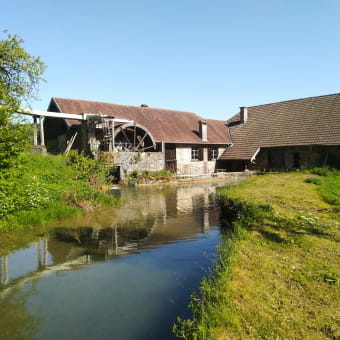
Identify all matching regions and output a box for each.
[220,93,340,160]
[51,98,230,144]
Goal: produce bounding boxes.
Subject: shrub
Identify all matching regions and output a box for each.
[310,167,333,176]
[0,152,118,227]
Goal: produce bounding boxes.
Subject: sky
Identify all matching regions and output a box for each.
[1,0,340,120]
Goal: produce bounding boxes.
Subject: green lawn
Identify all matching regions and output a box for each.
[175,171,340,340]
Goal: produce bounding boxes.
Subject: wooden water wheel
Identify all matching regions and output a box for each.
[114,123,156,151]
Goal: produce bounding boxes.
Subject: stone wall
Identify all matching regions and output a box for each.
[113,151,164,178]
[251,145,340,171]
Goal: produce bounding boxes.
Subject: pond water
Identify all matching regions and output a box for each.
[0,180,237,340]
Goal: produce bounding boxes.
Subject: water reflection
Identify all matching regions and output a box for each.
[0,283,42,340]
[0,179,238,340]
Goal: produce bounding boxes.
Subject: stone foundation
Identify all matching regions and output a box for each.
[112,151,164,178]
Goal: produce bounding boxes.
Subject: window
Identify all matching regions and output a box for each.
[191,147,199,160]
[208,147,218,160]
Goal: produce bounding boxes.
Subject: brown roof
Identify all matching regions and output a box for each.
[220,93,340,160]
[51,97,230,144]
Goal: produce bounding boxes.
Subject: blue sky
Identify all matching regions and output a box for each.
[1,0,340,120]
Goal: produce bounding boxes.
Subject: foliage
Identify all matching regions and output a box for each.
[0,152,118,231]
[125,169,173,185]
[310,166,334,177]
[175,172,340,339]
[0,30,46,169]
[66,151,116,189]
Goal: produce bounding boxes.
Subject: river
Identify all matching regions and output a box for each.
[0,179,237,340]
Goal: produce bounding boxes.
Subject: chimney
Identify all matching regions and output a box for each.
[199,120,208,141]
[240,107,248,123]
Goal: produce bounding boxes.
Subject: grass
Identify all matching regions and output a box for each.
[3,201,82,228]
[174,170,340,340]
[0,152,119,232]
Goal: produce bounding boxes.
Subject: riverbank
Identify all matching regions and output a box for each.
[0,152,118,232]
[175,170,340,339]
[123,169,255,186]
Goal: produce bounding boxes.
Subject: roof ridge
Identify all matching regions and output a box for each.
[53,97,201,117]
[247,93,340,109]
[205,117,228,123]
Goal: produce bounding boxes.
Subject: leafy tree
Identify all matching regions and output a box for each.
[0,30,46,168]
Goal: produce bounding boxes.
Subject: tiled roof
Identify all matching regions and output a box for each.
[220,93,340,160]
[51,98,230,144]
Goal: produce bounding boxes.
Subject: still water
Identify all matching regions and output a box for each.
[0,180,236,340]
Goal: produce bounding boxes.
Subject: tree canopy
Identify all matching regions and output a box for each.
[0,30,46,168]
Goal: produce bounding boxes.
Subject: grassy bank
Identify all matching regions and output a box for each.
[0,152,118,232]
[174,170,340,339]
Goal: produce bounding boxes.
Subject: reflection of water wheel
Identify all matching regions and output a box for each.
[114,123,156,151]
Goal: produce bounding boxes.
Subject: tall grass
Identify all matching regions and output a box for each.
[3,201,81,231]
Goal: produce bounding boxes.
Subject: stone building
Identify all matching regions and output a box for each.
[42,93,340,176]
[218,93,340,171]
[43,97,231,176]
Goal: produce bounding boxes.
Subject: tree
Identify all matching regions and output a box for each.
[0,30,46,168]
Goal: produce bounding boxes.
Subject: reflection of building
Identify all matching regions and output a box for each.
[0,181,234,294]
[175,180,235,214]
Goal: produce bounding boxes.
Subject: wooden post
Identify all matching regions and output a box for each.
[33,116,38,145]
[39,116,45,146]
[80,122,89,154]
[111,120,115,151]
[133,122,136,150]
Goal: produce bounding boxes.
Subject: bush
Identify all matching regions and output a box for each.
[125,169,173,184]
[66,151,116,188]
[310,167,333,176]
[0,152,118,228]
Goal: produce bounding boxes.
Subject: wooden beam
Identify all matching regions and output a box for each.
[133,122,136,150]
[21,109,83,120]
[139,145,157,152]
[19,109,133,123]
[136,132,148,149]
[120,127,131,144]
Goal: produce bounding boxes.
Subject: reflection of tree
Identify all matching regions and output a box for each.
[0,284,42,340]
